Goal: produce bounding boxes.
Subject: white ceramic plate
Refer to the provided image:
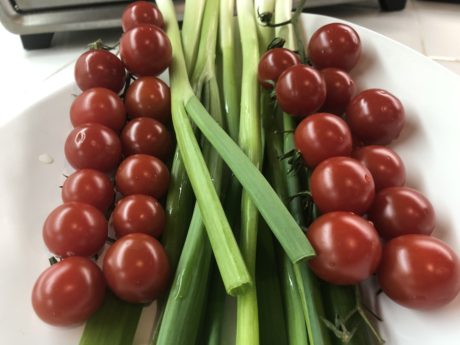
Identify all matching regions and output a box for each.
[1,13,460,345]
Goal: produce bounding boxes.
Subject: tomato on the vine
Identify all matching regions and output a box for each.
[103,233,170,303]
[65,123,122,173]
[308,23,361,72]
[120,25,172,77]
[319,68,355,115]
[61,169,114,212]
[124,76,171,123]
[113,194,166,238]
[32,257,106,326]
[70,88,126,133]
[345,89,405,145]
[121,117,172,160]
[294,113,352,168]
[115,154,170,198]
[121,1,164,32]
[352,145,406,191]
[74,49,125,93]
[257,48,301,89]
[307,211,382,285]
[43,202,108,257]
[368,187,435,239]
[275,64,326,116]
[310,156,375,214]
[378,235,460,310]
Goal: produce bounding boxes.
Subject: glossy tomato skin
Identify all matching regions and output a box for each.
[257,48,301,89]
[352,145,406,191]
[294,113,352,168]
[103,233,170,303]
[308,23,361,72]
[70,88,126,133]
[61,169,114,212]
[74,49,125,93]
[275,64,326,117]
[378,235,460,310]
[115,154,170,198]
[307,212,382,285]
[32,256,106,326]
[310,156,375,214]
[121,117,172,160]
[345,89,405,145]
[113,195,166,238]
[320,68,355,115]
[43,202,108,257]
[65,123,122,173]
[124,77,171,123]
[120,25,172,77]
[368,187,435,240]
[121,1,164,32]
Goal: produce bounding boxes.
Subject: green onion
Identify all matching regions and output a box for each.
[181,0,206,73]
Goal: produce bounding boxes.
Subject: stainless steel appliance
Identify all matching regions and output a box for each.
[0,0,406,50]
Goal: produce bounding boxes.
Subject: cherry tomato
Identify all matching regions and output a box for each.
[113,195,166,238]
[43,202,107,257]
[308,23,361,72]
[70,88,126,133]
[257,48,301,89]
[124,76,171,123]
[294,113,352,168]
[103,233,170,303]
[352,145,406,191]
[310,156,375,214]
[368,187,435,240]
[61,169,114,212]
[275,64,326,117]
[319,68,355,115]
[121,1,165,32]
[74,49,125,93]
[307,212,382,285]
[32,256,106,326]
[120,25,172,77]
[378,235,460,309]
[345,89,405,145]
[115,154,170,198]
[65,123,122,173]
[121,117,172,160]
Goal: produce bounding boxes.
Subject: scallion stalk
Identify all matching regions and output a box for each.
[181,0,206,73]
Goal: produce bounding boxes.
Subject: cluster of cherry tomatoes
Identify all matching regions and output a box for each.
[258,22,460,310]
[31,1,174,326]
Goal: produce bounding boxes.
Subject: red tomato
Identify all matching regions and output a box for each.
[294,113,353,168]
[43,202,108,257]
[275,64,326,117]
[124,76,171,123]
[319,68,355,115]
[70,88,126,133]
[308,23,361,72]
[115,154,170,198]
[368,187,435,240]
[120,25,172,77]
[121,117,172,160]
[121,1,165,32]
[345,89,405,145]
[74,49,125,93]
[112,195,166,238]
[307,212,382,285]
[64,123,122,173]
[310,156,375,214]
[352,145,406,191]
[103,233,170,303]
[378,235,460,309]
[61,169,114,212]
[257,48,301,89]
[32,257,106,326]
